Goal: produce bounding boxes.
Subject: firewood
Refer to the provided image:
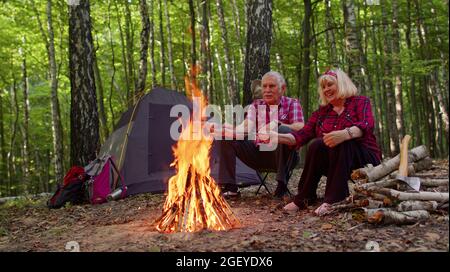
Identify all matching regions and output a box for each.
[371,188,449,202]
[397,200,438,212]
[367,209,430,225]
[420,179,449,187]
[351,145,429,183]
[438,202,449,210]
[357,179,399,190]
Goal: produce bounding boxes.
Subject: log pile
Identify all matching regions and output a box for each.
[331,136,448,226]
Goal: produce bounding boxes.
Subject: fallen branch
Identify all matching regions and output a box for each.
[367,209,430,225]
[371,188,449,202]
[0,193,52,205]
[351,145,429,183]
[397,200,438,212]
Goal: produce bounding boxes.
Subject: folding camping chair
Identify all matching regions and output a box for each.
[255,150,299,196]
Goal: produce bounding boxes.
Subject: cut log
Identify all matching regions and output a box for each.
[371,188,449,202]
[357,179,399,190]
[367,209,430,225]
[397,200,438,212]
[420,179,449,187]
[351,145,429,183]
[331,198,385,211]
[388,157,434,178]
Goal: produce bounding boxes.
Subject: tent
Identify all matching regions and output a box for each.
[98,87,260,196]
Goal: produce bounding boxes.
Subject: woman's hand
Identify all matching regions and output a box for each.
[323,130,350,148]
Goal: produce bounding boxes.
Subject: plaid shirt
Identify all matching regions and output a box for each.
[246,96,304,145]
[291,96,381,160]
[247,96,304,127]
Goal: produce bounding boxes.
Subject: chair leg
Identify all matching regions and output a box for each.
[256,172,271,195]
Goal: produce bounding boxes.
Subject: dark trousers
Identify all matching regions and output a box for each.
[293,138,380,207]
[218,126,296,192]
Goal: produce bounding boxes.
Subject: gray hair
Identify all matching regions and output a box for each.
[262,71,286,91]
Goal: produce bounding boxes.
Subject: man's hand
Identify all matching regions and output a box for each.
[257,130,278,144]
[257,120,278,135]
[323,130,350,148]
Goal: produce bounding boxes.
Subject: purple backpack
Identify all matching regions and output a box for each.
[84,155,126,204]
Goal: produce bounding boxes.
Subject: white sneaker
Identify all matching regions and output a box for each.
[283,202,299,212]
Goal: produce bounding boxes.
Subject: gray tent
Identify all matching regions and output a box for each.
[99,87,259,196]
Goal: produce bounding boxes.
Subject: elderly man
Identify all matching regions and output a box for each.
[217,71,304,198]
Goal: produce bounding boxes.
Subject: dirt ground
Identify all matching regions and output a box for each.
[0,160,448,252]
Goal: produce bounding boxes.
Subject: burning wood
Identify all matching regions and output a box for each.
[154,67,240,233]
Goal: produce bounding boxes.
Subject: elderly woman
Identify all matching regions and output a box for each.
[262,68,381,215]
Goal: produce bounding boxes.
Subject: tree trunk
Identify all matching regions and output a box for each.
[93,48,109,142]
[273,21,288,89]
[215,47,227,106]
[413,0,438,156]
[188,0,197,66]
[200,0,213,102]
[381,0,400,155]
[216,0,238,105]
[0,89,6,182]
[369,11,383,154]
[20,40,31,193]
[163,0,177,90]
[124,0,136,101]
[107,0,117,124]
[243,0,272,106]
[392,0,405,140]
[325,0,338,66]
[342,0,365,94]
[299,0,311,117]
[231,0,245,96]
[8,76,19,196]
[47,0,65,184]
[159,0,166,86]
[68,0,100,167]
[31,0,65,186]
[311,12,320,79]
[429,7,449,143]
[136,0,150,95]
[114,1,131,102]
[149,0,157,87]
[231,0,245,58]
[405,0,421,146]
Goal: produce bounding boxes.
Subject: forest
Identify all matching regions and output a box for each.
[0,0,448,197]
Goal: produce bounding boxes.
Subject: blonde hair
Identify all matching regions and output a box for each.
[317,68,358,106]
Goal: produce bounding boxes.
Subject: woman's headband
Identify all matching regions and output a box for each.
[323,70,337,79]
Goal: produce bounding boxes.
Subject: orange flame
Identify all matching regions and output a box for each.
[155,66,240,233]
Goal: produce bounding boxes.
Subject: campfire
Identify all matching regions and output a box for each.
[154,67,241,233]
